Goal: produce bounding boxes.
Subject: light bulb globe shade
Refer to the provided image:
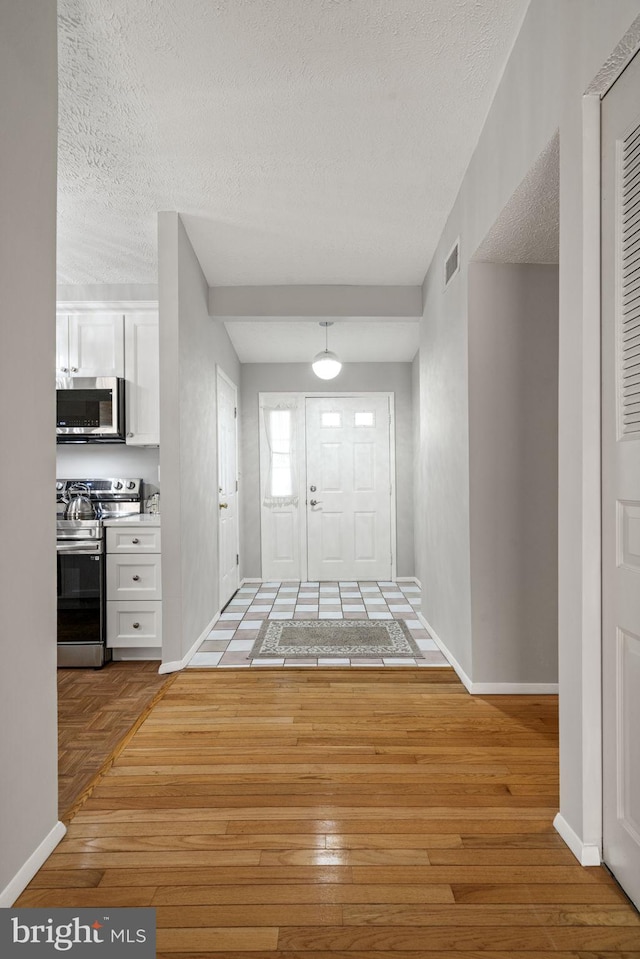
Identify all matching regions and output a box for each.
[312,350,342,380]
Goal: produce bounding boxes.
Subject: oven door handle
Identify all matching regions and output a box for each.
[56,542,103,554]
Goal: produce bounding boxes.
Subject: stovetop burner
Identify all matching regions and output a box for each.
[56,477,144,534]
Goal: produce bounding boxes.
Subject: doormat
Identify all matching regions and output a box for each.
[249,619,421,659]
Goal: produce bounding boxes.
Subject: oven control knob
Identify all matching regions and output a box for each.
[126,481,136,490]
[56,481,64,491]
[114,481,123,490]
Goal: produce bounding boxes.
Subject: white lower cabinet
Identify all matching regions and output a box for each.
[106,524,162,652]
[107,602,162,648]
[106,554,162,600]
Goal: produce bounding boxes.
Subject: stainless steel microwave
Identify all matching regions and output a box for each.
[56,377,126,443]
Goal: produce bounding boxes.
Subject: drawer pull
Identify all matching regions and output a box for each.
[131,537,140,544]
[132,575,141,581]
[132,622,140,629]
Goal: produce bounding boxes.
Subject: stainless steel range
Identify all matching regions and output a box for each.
[56,478,143,667]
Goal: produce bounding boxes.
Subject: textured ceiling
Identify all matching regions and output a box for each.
[57,0,529,287]
[472,131,559,264]
[223,319,419,363]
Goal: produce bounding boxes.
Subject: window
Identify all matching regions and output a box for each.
[354,410,375,427]
[269,410,293,497]
[263,406,299,508]
[321,411,342,428]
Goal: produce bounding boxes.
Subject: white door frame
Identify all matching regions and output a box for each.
[554,23,640,867]
[216,365,240,605]
[259,391,397,583]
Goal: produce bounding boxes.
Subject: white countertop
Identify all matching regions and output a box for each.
[102,514,161,527]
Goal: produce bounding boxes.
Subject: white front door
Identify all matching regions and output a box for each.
[217,368,239,607]
[305,395,392,581]
[602,49,640,909]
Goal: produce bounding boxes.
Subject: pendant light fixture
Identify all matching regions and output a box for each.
[312,321,342,380]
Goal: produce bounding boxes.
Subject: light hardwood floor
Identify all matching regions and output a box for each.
[19,668,639,956]
[57,661,171,818]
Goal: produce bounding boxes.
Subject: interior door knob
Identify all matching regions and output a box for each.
[309,499,322,507]
[219,502,229,509]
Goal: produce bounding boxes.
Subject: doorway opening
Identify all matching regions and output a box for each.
[258,391,397,583]
[468,130,560,687]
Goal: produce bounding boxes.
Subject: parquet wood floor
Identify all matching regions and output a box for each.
[57,661,171,818]
[21,668,639,956]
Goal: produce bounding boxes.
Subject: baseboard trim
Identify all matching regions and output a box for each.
[243,577,423,586]
[0,820,67,907]
[159,609,221,674]
[470,681,559,694]
[417,612,474,690]
[241,578,301,584]
[416,612,559,694]
[553,812,601,866]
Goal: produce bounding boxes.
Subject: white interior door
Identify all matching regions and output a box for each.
[217,368,239,607]
[602,49,640,909]
[305,395,392,581]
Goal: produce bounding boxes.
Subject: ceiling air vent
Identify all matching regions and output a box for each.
[444,239,460,289]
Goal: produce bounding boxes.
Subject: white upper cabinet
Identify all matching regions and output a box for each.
[55,308,160,447]
[56,313,125,377]
[56,314,70,374]
[124,312,160,446]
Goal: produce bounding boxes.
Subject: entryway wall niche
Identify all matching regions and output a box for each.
[240,363,415,581]
[467,261,559,684]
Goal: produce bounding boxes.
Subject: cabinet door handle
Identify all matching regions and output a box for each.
[132,622,140,629]
[131,538,140,544]
[70,367,78,373]
[60,367,68,373]
[127,432,134,438]
[132,574,140,581]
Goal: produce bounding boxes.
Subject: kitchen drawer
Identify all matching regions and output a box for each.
[106,526,161,553]
[107,554,162,601]
[107,601,162,648]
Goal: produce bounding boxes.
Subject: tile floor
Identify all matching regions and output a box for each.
[188,581,449,668]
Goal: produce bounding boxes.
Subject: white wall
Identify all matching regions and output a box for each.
[240,363,415,579]
[0,0,61,904]
[468,262,558,684]
[56,445,160,493]
[415,0,640,849]
[158,213,241,667]
[210,285,421,317]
